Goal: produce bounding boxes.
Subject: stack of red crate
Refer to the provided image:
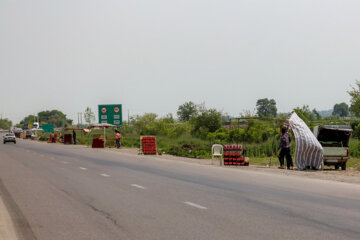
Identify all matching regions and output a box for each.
[92,138,104,148]
[223,145,247,166]
[142,136,157,155]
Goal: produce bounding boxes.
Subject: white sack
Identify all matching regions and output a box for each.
[289,113,323,170]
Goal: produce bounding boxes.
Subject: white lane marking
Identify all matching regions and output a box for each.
[79,167,87,170]
[184,202,207,210]
[61,161,69,164]
[131,184,146,189]
[100,173,110,177]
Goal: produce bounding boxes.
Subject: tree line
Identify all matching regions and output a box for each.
[11,80,360,134]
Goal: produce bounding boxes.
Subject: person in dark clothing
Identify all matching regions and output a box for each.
[72,130,76,145]
[275,125,294,170]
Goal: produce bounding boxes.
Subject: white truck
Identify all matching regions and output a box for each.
[313,125,352,170]
[32,122,40,129]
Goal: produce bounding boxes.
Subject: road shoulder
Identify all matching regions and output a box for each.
[0,196,18,240]
[0,179,37,240]
[19,139,360,185]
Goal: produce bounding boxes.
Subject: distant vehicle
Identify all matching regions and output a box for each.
[3,133,16,144]
[31,131,38,140]
[32,122,42,130]
[313,125,352,170]
[12,127,23,133]
[25,130,32,139]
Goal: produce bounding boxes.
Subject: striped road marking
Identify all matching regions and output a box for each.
[131,184,146,189]
[184,201,207,210]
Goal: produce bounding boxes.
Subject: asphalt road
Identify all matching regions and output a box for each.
[0,138,359,240]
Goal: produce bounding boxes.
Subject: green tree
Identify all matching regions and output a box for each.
[19,115,37,126]
[256,98,277,117]
[348,81,360,116]
[0,118,12,129]
[293,105,316,127]
[38,110,68,127]
[312,108,321,120]
[332,102,349,117]
[19,110,72,128]
[131,113,158,134]
[177,101,199,122]
[84,107,95,125]
[191,108,222,138]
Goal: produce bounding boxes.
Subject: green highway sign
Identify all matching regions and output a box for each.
[42,124,54,133]
[98,104,122,126]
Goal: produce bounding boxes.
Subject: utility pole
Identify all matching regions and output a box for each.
[80,112,83,125]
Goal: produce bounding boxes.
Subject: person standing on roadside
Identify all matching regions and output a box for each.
[115,130,122,149]
[73,130,77,145]
[275,125,294,170]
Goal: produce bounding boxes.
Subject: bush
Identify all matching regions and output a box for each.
[191,109,222,138]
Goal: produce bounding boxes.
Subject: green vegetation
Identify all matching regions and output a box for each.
[348,80,360,117]
[333,102,349,117]
[18,110,72,127]
[177,101,199,122]
[33,101,360,163]
[17,81,360,170]
[256,98,277,117]
[0,118,12,129]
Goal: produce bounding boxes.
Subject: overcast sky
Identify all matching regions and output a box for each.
[1,0,359,124]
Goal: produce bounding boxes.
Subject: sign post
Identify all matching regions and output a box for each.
[98,104,123,126]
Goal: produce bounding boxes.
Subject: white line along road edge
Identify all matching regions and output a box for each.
[79,167,87,170]
[131,184,146,189]
[184,201,207,210]
[100,174,111,177]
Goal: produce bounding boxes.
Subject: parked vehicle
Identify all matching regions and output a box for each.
[313,125,352,170]
[33,122,40,129]
[25,130,32,139]
[31,131,38,140]
[3,133,16,144]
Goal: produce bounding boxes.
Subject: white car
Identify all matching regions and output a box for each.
[3,133,16,144]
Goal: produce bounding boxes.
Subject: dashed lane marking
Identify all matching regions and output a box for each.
[131,184,146,189]
[184,202,207,210]
[100,174,110,177]
[79,167,87,170]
